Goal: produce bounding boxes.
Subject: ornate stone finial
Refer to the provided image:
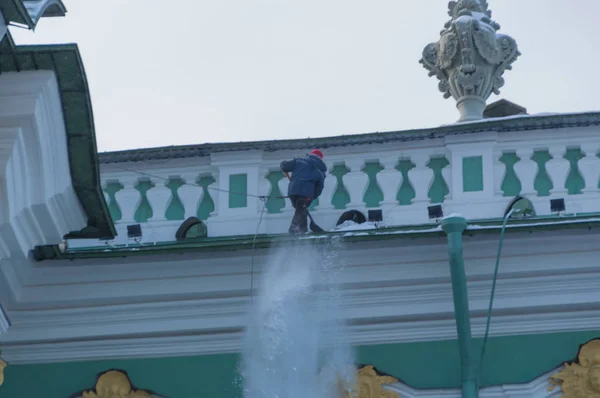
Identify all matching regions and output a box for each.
[549,339,600,397]
[336,365,400,398]
[419,0,520,122]
[82,370,152,398]
[0,358,6,386]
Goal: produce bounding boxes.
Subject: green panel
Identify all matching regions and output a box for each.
[2,353,242,398]
[499,152,521,196]
[103,182,124,222]
[165,179,185,221]
[197,176,216,220]
[358,330,600,389]
[427,156,449,204]
[362,162,384,208]
[462,156,484,192]
[532,150,553,197]
[565,148,584,195]
[331,164,350,210]
[134,181,155,223]
[265,171,285,214]
[396,159,415,205]
[3,330,600,396]
[229,174,248,208]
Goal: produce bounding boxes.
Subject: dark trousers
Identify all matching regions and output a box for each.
[289,195,311,234]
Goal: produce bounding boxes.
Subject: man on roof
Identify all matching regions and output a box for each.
[280,149,327,234]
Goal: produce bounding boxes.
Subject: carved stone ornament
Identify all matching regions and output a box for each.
[419,0,520,122]
[0,358,6,386]
[337,365,400,398]
[82,370,152,398]
[549,339,600,397]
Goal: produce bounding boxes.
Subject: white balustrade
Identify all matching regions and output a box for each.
[114,179,141,223]
[316,163,335,211]
[258,167,271,199]
[377,156,402,206]
[441,157,452,201]
[342,159,369,208]
[146,179,172,221]
[493,150,506,196]
[546,145,569,196]
[86,131,600,247]
[579,143,600,193]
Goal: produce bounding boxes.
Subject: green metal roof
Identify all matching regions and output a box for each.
[0,32,116,241]
[98,111,600,164]
[35,214,600,261]
[0,0,66,29]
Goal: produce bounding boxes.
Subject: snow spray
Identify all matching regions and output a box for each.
[241,237,356,398]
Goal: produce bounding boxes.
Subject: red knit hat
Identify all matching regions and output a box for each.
[310,149,324,159]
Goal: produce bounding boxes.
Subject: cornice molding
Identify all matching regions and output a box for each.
[1,229,600,363]
[3,309,600,364]
[386,370,559,397]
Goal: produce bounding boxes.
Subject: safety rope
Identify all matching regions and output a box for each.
[477,208,514,390]
[113,166,289,200]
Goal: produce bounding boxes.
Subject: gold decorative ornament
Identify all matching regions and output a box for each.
[549,339,600,397]
[339,365,400,398]
[82,370,151,398]
[0,358,6,386]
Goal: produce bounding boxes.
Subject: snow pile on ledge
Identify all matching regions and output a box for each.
[332,221,379,232]
[438,112,562,127]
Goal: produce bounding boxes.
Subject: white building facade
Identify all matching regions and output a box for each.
[1,1,600,397]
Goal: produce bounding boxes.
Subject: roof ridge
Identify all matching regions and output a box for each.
[98,111,600,164]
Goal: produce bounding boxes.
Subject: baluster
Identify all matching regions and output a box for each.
[146,178,172,221]
[441,155,452,200]
[579,143,600,193]
[178,175,203,219]
[493,149,506,196]
[407,153,434,203]
[342,159,369,208]
[376,156,402,205]
[318,164,336,210]
[513,148,537,196]
[114,178,141,223]
[546,145,569,195]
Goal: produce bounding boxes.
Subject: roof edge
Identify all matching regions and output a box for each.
[34,214,600,261]
[98,110,600,164]
[1,32,116,242]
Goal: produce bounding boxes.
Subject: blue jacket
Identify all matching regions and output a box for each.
[280,154,327,199]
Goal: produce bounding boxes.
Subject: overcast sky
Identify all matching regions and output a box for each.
[9,0,600,152]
